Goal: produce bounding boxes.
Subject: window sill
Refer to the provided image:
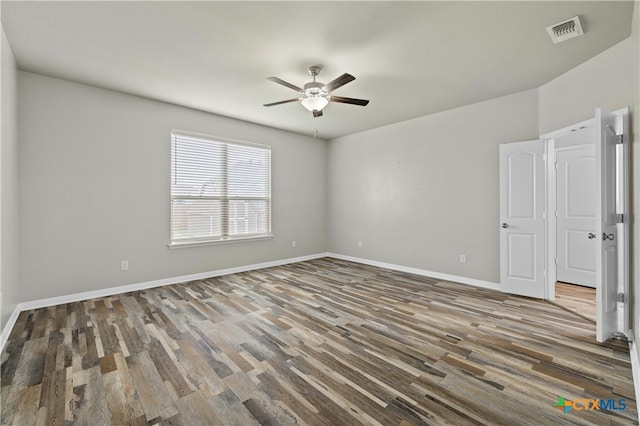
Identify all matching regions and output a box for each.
[167,234,274,249]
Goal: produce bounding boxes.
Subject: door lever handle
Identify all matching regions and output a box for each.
[501,223,509,229]
[588,232,596,239]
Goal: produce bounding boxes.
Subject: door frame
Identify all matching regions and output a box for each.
[541,107,629,335]
[544,119,597,301]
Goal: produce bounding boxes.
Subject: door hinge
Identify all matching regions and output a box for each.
[616,134,624,144]
[617,293,625,303]
[555,257,558,265]
[616,214,624,223]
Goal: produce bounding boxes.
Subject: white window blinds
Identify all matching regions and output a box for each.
[170,131,271,246]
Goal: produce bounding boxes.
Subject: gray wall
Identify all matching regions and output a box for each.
[1,27,19,329]
[327,89,539,284]
[538,37,637,135]
[18,72,327,302]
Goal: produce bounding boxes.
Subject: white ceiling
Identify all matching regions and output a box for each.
[1,1,634,140]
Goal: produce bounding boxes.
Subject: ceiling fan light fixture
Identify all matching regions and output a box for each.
[301,96,329,112]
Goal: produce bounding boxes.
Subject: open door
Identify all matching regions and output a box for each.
[595,108,628,342]
[499,140,546,299]
[555,144,597,288]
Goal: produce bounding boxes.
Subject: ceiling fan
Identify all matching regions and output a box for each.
[263,66,369,117]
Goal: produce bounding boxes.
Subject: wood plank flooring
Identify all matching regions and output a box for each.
[1,258,636,425]
[555,282,596,323]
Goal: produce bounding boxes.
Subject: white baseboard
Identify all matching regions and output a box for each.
[1,251,499,352]
[326,253,500,291]
[0,252,329,352]
[0,305,21,354]
[18,253,330,312]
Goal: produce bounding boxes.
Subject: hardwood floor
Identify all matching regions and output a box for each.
[554,282,596,323]
[1,258,636,425]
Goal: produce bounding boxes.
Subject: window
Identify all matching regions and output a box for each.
[170,131,271,247]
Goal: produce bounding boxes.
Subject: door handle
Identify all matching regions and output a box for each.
[501,223,509,229]
[588,232,596,239]
[603,233,615,241]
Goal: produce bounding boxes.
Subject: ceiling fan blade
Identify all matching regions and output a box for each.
[322,73,355,92]
[267,77,303,92]
[263,98,300,107]
[329,96,369,106]
[313,110,323,118]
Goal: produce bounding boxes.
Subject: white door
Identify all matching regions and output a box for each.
[556,145,596,287]
[499,140,545,299]
[595,109,620,342]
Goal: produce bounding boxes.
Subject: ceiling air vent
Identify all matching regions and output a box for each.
[546,16,584,44]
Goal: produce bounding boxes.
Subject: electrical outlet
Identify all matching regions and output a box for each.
[358,241,363,248]
[292,240,297,248]
[459,254,467,264]
[121,260,129,271]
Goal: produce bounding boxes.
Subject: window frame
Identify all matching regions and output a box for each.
[168,130,272,248]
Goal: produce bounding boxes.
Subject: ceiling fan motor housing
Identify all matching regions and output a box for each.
[304,81,328,97]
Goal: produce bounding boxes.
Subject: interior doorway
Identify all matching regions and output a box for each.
[552,127,597,321]
[543,107,630,341]
[499,107,630,342]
